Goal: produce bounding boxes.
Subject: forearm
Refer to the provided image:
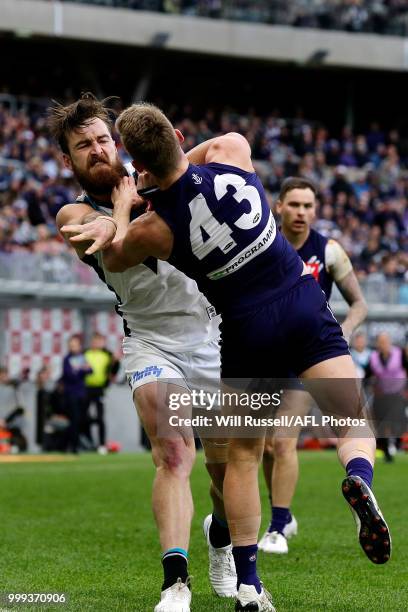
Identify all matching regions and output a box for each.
[102,235,146,272]
[335,270,367,340]
[101,201,133,270]
[112,203,132,242]
[101,212,144,272]
[342,300,368,335]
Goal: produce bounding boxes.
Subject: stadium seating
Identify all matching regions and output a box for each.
[0,95,407,288]
[51,0,408,37]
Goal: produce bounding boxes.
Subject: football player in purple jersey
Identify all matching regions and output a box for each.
[65,104,391,612]
[259,177,368,555]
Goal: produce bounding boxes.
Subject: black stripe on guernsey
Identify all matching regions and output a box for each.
[144,257,158,274]
[82,255,131,338]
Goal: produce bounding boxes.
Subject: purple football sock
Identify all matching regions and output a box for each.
[269,506,292,534]
[346,458,373,488]
[232,544,261,594]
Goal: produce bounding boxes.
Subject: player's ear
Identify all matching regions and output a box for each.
[175,129,185,144]
[62,154,73,171]
[275,199,283,214]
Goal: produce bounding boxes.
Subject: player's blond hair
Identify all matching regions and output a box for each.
[116,103,181,179]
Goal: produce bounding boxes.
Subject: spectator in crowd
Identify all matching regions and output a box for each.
[350,330,372,378]
[36,364,70,451]
[36,364,53,447]
[84,333,119,454]
[50,0,408,37]
[367,332,408,461]
[62,335,93,453]
[0,366,27,452]
[0,98,407,289]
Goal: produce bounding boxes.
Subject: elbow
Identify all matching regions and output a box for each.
[102,240,132,273]
[102,250,127,273]
[353,298,368,324]
[105,258,127,274]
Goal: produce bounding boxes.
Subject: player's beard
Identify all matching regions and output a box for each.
[72,154,128,197]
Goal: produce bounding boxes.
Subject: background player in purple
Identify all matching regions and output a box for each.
[259,177,368,555]
[65,103,391,612]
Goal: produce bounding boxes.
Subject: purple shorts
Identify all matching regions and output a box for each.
[220,275,349,379]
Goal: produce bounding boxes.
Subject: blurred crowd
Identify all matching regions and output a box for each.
[56,0,408,37]
[1,98,407,284]
[36,332,119,453]
[0,333,119,454]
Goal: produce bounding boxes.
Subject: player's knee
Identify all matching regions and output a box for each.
[263,437,275,458]
[229,438,264,464]
[273,438,297,460]
[152,437,195,478]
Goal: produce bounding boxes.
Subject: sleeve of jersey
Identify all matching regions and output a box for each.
[325,240,353,282]
[151,199,178,236]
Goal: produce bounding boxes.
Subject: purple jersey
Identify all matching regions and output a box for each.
[152,163,303,315]
[297,228,333,300]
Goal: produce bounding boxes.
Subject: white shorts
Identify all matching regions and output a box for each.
[122,337,221,394]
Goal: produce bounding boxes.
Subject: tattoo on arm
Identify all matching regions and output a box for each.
[336,271,368,332]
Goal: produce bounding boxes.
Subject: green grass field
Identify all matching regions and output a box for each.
[1,451,407,612]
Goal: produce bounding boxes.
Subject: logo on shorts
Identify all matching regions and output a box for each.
[128,365,163,386]
[192,173,202,185]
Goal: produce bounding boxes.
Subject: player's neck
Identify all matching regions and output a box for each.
[283,226,310,250]
[87,191,112,204]
[156,157,190,191]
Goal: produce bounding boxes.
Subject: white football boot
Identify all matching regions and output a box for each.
[258,515,297,554]
[235,583,276,612]
[154,578,191,612]
[258,531,288,554]
[203,514,237,597]
[283,515,298,539]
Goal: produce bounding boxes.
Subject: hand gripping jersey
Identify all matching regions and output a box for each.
[152,163,303,315]
[76,176,220,352]
[298,229,353,301]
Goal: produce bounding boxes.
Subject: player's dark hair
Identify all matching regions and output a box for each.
[279,177,318,202]
[47,92,118,154]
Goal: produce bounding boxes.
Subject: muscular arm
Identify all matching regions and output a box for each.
[186,132,254,172]
[91,176,174,272]
[56,203,104,259]
[102,210,173,273]
[325,239,367,341]
[336,271,368,341]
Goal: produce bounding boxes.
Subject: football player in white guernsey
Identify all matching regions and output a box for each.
[259,177,368,555]
[48,94,236,612]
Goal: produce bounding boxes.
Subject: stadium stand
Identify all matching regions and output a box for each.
[0,96,406,289]
[52,0,408,37]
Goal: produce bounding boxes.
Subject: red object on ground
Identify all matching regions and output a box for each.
[302,437,322,450]
[106,441,121,453]
[0,429,12,454]
[400,433,408,452]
